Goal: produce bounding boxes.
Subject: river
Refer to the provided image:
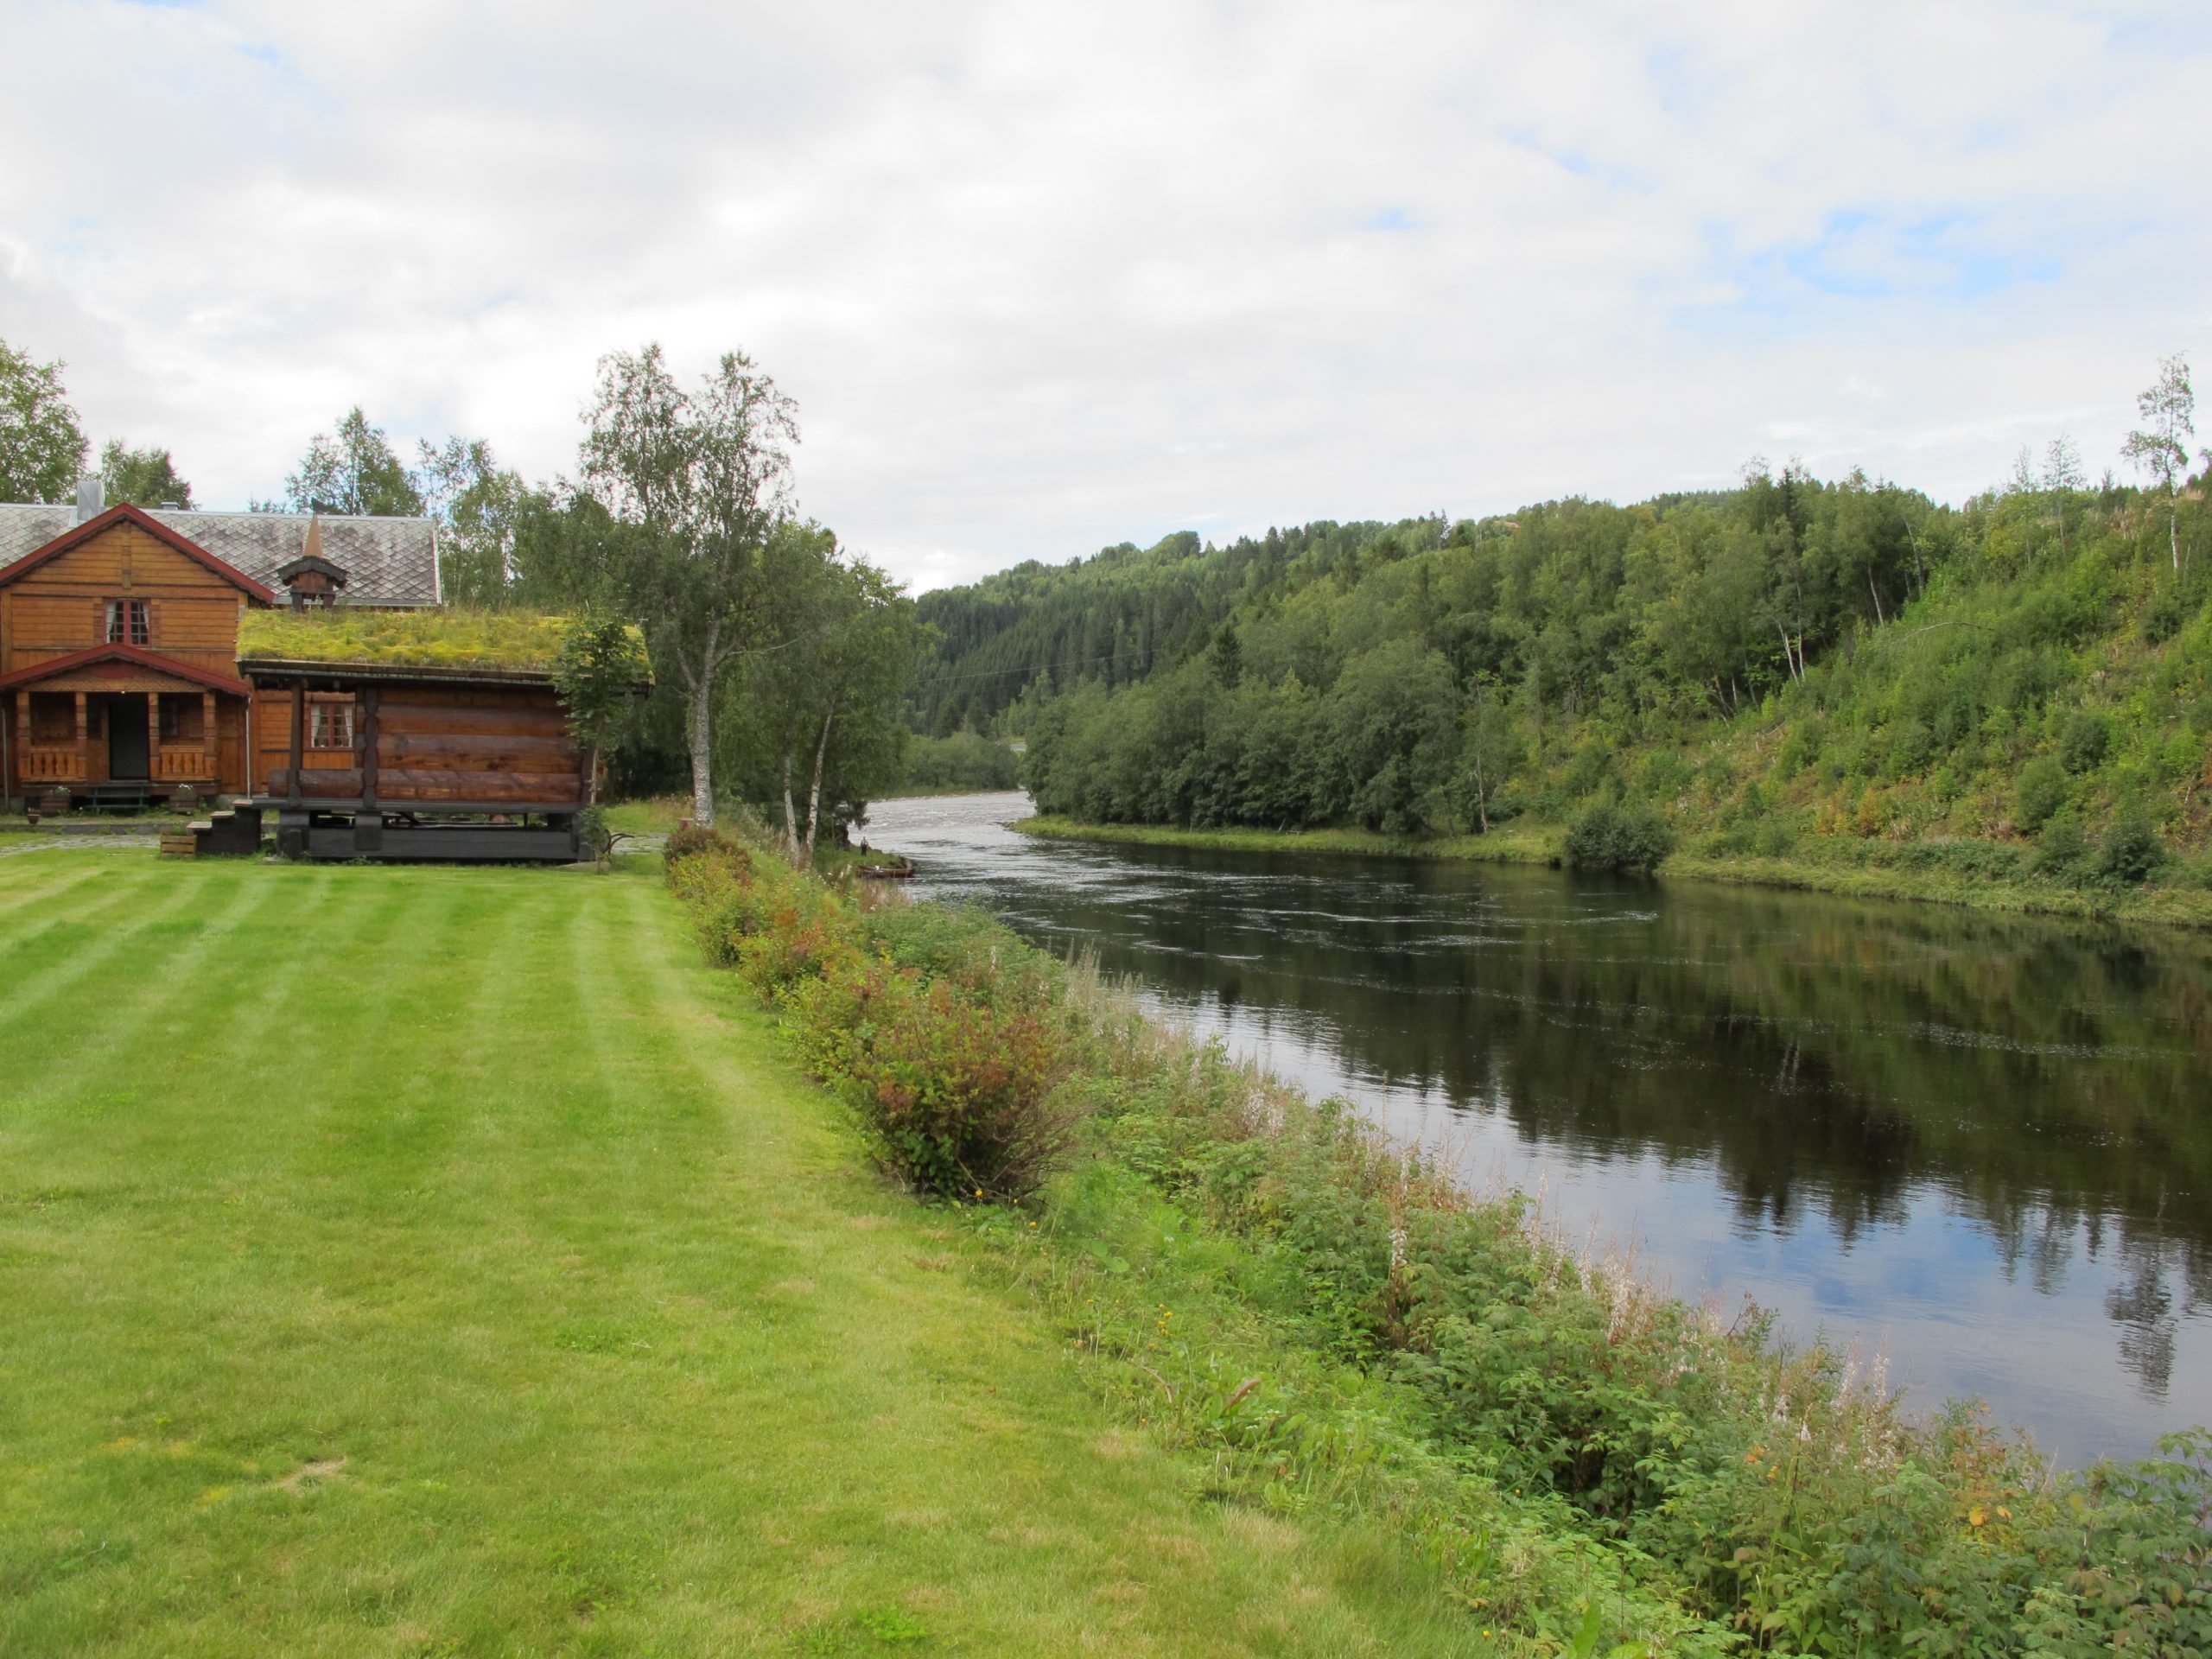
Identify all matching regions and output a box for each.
[861,791,2211,1465]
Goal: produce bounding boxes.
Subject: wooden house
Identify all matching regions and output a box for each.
[236,609,648,862]
[0,486,437,810]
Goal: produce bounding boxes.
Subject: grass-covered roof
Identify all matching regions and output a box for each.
[237,607,649,679]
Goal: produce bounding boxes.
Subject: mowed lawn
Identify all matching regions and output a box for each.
[0,851,1471,1657]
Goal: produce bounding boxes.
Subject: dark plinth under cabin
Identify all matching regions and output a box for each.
[236,610,648,863]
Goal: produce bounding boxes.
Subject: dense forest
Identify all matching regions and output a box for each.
[915,416,2212,885]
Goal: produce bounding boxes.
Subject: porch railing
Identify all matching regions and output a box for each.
[154,745,217,782]
[22,745,84,783]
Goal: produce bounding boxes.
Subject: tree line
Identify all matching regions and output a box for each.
[0,335,918,852]
[933,359,2210,875]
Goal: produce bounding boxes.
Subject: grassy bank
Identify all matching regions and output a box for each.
[1017,813,1558,866]
[1017,814,2212,929]
[669,829,2212,1656]
[0,849,1478,1655]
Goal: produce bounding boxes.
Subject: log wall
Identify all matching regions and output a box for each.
[253,682,583,807]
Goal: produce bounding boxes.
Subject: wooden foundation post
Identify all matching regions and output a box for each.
[201,692,217,784]
[74,692,88,784]
[360,686,379,811]
[287,679,306,807]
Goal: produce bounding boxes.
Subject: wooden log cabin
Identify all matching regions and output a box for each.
[236,609,649,862]
[0,483,438,811]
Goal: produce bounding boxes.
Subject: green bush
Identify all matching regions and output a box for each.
[2061,711,2113,773]
[1754,818,1797,857]
[1896,839,2024,880]
[2014,756,2069,831]
[664,820,741,866]
[2032,812,2091,884]
[1565,802,1675,874]
[670,833,1083,1199]
[790,958,1080,1199]
[2098,805,2167,886]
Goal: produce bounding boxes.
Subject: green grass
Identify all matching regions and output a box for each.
[604,794,689,837]
[237,607,648,674]
[1015,814,1558,867]
[0,850,1475,1656]
[1018,815,2212,930]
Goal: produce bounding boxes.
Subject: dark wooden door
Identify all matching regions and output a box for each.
[108,697,149,780]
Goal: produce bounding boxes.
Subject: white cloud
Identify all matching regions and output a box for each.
[2,0,2206,588]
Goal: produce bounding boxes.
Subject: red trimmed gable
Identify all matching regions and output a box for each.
[0,642,252,698]
[0,503,278,603]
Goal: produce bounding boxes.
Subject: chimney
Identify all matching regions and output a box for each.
[73,475,105,524]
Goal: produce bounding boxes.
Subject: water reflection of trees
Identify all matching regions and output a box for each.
[1002,846,2212,1345]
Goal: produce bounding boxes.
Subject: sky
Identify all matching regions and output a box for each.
[3,1,2209,592]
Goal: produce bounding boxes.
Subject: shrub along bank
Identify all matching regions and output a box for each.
[667,827,2212,1656]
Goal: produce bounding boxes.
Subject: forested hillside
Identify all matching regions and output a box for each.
[915,455,2212,889]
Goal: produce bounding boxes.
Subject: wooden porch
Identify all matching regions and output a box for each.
[2,651,249,804]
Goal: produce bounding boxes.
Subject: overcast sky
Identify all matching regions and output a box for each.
[3,2,2209,590]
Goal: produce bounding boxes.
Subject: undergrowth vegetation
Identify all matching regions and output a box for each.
[669,825,2212,1656]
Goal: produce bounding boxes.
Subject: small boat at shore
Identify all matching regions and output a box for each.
[851,856,917,879]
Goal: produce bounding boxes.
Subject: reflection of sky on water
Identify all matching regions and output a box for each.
[863,792,2212,1465]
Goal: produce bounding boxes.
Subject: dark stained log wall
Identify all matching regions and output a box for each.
[252,681,583,806]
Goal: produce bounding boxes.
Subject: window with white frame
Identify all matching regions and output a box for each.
[104,599,150,646]
[308,699,356,751]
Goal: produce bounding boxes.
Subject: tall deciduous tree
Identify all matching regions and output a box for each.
[786,555,915,863]
[0,337,86,504]
[2042,434,2085,556]
[99,440,194,509]
[553,612,652,815]
[575,343,799,827]
[273,407,428,517]
[418,436,527,604]
[2122,354,2194,571]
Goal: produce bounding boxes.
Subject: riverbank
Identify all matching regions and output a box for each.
[670,825,2212,1655]
[1016,814,2212,930]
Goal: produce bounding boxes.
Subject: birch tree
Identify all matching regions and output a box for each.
[2121,354,2194,571]
[576,344,798,827]
[742,533,915,863]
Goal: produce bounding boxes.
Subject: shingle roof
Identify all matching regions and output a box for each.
[0,505,440,607]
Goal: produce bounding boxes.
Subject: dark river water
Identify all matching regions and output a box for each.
[862,791,2212,1466]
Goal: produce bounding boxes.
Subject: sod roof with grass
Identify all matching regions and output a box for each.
[236,608,650,683]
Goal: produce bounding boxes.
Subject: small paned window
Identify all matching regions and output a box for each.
[28,695,72,743]
[104,599,150,646]
[158,695,205,742]
[309,701,355,751]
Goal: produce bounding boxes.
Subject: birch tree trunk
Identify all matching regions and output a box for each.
[687,672,715,827]
[683,614,722,828]
[781,751,798,856]
[802,707,835,866]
